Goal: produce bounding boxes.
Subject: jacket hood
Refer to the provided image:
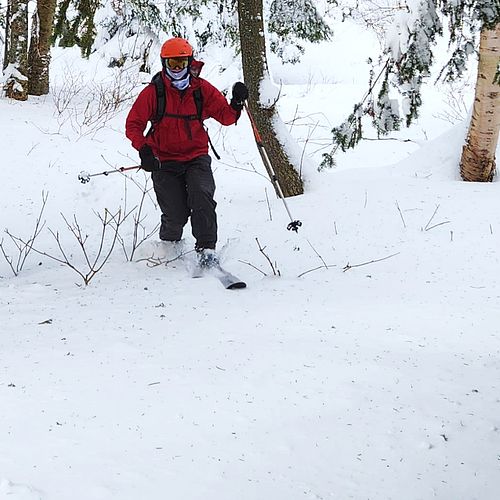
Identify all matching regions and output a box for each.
[190,59,204,78]
[161,59,204,90]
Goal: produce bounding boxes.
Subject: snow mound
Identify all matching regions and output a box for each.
[0,479,43,500]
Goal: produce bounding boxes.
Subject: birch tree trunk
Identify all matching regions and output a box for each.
[4,0,29,100]
[237,0,303,197]
[28,0,57,95]
[460,23,500,182]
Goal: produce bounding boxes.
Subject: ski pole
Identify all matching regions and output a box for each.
[78,165,141,184]
[244,103,302,232]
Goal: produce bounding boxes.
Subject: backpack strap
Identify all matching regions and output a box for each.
[151,72,165,124]
[193,88,203,122]
[193,87,221,160]
[162,87,202,122]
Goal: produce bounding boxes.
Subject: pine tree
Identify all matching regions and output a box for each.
[268,0,333,63]
[93,0,230,71]
[325,0,500,181]
[93,0,331,70]
[53,0,100,57]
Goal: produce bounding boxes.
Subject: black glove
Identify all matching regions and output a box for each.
[139,144,160,172]
[230,82,249,111]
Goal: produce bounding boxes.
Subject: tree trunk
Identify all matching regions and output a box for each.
[28,0,57,95]
[3,2,10,71]
[237,0,303,197]
[4,0,29,100]
[460,23,500,182]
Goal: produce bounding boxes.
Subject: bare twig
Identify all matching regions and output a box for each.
[52,65,140,139]
[433,79,472,125]
[424,204,440,230]
[395,200,406,228]
[298,264,336,278]
[255,238,280,276]
[423,204,449,231]
[0,191,48,276]
[137,249,194,268]
[306,239,328,269]
[101,155,157,206]
[238,259,267,276]
[270,81,283,108]
[326,59,391,159]
[112,175,159,261]
[15,208,124,285]
[361,137,416,143]
[299,121,319,178]
[284,111,331,129]
[343,252,400,272]
[97,161,159,262]
[288,104,300,133]
[426,221,451,231]
[216,158,270,183]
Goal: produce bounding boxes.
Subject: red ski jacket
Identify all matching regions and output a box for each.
[126,69,239,162]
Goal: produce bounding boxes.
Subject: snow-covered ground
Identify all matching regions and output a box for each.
[1,19,499,500]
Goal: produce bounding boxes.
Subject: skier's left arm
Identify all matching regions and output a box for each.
[202,81,248,126]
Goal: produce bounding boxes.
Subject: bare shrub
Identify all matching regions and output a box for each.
[116,173,160,261]
[341,0,408,44]
[257,238,281,276]
[52,65,140,138]
[14,208,124,285]
[434,79,473,125]
[0,191,48,276]
[52,67,85,117]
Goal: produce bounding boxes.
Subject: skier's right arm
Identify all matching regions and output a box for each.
[125,86,156,151]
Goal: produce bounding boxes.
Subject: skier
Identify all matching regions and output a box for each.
[125,37,248,267]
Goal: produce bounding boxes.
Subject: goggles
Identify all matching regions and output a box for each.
[165,57,189,71]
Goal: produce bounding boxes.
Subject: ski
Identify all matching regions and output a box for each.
[212,265,247,289]
[192,263,246,289]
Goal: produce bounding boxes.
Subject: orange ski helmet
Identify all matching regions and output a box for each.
[160,37,193,58]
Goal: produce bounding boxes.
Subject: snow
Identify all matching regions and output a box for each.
[1,63,28,84]
[259,74,280,107]
[1,19,500,500]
